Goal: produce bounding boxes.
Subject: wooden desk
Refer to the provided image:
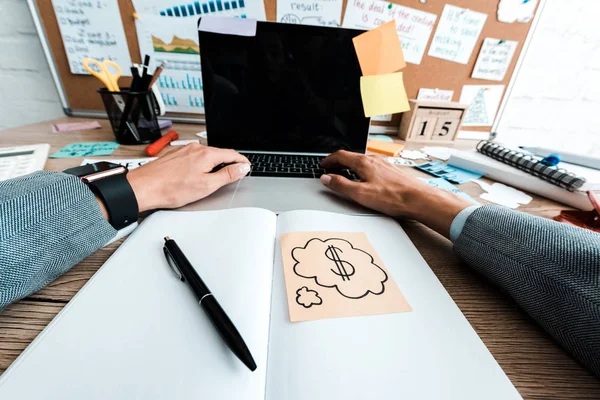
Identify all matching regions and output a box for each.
[1,118,599,399]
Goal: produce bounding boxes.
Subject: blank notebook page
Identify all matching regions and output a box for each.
[267,210,521,400]
[0,209,277,400]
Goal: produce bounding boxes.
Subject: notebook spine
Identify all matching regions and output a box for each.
[476,141,586,192]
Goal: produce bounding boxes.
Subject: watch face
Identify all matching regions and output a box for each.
[63,162,121,178]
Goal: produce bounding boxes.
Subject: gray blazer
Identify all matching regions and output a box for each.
[1,171,599,376]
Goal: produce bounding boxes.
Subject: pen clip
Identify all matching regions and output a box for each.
[163,247,184,281]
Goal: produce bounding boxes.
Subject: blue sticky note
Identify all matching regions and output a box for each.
[415,160,482,184]
[368,135,394,143]
[419,178,480,205]
[51,142,119,158]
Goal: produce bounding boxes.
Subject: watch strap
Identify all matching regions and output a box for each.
[88,173,139,230]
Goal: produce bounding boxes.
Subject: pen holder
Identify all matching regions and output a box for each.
[98,88,162,145]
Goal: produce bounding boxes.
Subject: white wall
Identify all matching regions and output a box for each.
[496,0,600,156]
[0,0,63,130]
[1,0,600,155]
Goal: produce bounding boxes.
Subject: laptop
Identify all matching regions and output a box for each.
[182,19,374,214]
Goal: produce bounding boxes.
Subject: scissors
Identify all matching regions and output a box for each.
[82,58,122,92]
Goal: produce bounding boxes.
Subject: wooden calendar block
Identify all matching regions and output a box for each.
[399,101,469,144]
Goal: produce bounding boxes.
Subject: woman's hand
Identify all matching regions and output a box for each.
[320,150,472,238]
[127,143,251,212]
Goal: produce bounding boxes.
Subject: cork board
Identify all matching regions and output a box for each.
[31,0,540,131]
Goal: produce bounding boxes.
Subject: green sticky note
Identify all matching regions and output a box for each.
[50,142,119,158]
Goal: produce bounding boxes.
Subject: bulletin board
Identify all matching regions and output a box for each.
[28,0,543,132]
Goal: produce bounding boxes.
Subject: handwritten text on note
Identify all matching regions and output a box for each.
[277,0,344,27]
[342,0,437,65]
[51,0,132,75]
[428,5,487,65]
[471,38,518,81]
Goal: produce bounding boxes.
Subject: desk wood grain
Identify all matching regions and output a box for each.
[1,119,599,399]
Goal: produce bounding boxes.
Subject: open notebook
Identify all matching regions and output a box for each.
[0,209,521,400]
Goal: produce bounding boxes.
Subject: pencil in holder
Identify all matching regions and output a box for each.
[98,88,162,145]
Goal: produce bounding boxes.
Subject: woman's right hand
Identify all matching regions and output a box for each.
[319,150,472,238]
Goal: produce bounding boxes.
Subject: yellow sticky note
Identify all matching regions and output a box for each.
[352,21,407,76]
[360,72,410,118]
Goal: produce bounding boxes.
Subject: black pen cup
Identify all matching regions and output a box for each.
[98,88,162,145]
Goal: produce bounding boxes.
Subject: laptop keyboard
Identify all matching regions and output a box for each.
[240,152,360,180]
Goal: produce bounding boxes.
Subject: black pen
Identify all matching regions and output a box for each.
[163,237,257,371]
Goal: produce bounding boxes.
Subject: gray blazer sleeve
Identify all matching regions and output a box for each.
[0,171,117,309]
[453,205,600,377]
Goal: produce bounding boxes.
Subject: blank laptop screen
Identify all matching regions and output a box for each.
[199,21,370,154]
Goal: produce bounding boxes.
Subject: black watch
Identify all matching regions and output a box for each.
[63,162,139,230]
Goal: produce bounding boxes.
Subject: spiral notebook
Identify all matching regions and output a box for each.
[476,141,586,192]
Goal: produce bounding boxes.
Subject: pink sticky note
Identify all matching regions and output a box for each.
[51,121,102,133]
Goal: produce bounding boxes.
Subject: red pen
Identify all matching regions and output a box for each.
[145,130,179,156]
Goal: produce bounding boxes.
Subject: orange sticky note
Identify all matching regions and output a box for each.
[367,140,404,156]
[352,20,407,76]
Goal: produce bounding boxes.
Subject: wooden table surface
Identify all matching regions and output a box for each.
[1,118,599,399]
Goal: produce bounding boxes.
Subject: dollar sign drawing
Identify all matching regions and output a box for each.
[325,245,356,281]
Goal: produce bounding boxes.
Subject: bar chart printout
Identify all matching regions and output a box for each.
[159,0,247,16]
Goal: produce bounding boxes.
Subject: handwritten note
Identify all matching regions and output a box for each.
[51,0,132,75]
[460,85,505,127]
[277,0,343,26]
[417,88,454,102]
[498,0,538,24]
[353,21,406,75]
[428,5,487,65]
[360,72,410,118]
[51,142,119,158]
[342,0,437,65]
[472,38,518,81]
[280,231,411,322]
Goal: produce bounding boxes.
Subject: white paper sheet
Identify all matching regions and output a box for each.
[0,209,278,399]
[342,0,437,65]
[497,0,538,23]
[460,85,505,127]
[277,0,343,27]
[472,38,518,81]
[267,210,521,400]
[417,88,454,102]
[428,5,487,65]
[132,0,266,20]
[135,15,205,114]
[51,0,132,76]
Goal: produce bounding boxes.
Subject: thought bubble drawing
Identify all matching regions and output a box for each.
[296,286,323,308]
[292,238,388,299]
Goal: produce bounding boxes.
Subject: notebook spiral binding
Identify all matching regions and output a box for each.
[476,141,586,192]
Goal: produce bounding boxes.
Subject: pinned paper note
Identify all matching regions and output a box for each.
[428,5,487,65]
[51,142,119,158]
[280,231,412,322]
[198,16,257,37]
[51,121,101,133]
[360,72,410,118]
[460,85,505,127]
[420,178,480,205]
[353,21,406,76]
[498,0,538,23]
[417,89,454,102]
[277,0,343,27]
[51,0,132,76]
[472,38,518,81]
[343,0,437,65]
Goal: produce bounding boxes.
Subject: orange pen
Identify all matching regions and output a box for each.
[145,130,179,156]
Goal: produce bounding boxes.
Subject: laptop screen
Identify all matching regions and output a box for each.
[199,21,370,154]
